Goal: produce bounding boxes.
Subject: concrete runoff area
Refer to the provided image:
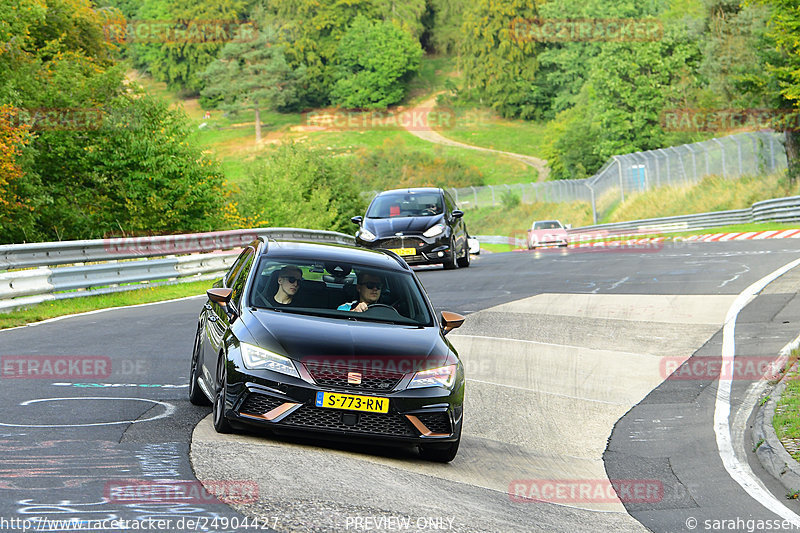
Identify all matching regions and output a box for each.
[190,293,736,531]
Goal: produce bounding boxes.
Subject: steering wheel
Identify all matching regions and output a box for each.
[367,303,395,310]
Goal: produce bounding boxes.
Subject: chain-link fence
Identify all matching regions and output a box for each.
[444,131,788,223]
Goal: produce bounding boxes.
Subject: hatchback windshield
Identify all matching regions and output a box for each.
[248,258,433,326]
[533,221,563,230]
[366,192,444,218]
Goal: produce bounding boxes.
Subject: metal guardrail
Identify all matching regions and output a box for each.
[0,227,354,270]
[0,228,356,313]
[476,194,800,246]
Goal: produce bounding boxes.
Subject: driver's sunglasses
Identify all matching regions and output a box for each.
[363,281,383,290]
[283,276,302,284]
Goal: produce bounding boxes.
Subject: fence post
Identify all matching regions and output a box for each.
[712,138,726,177]
[613,155,625,203]
[470,186,477,208]
[658,148,670,186]
[684,144,697,182]
[586,181,597,225]
[769,133,776,171]
[669,147,685,183]
[732,135,743,176]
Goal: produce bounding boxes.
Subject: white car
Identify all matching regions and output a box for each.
[527,220,569,249]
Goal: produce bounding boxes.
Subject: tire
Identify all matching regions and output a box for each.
[212,357,233,433]
[443,237,458,270]
[189,326,211,406]
[456,241,470,268]
[419,422,461,463]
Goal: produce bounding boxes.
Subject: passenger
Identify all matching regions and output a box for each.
[269,266,302,306]
[338,272,383,312]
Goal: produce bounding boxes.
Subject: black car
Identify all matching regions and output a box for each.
[352,187,471,269]
[189,239,466,462]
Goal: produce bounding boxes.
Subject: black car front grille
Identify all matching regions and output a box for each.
[416,412,452,434]
[239,393,284,415]
[304,362,404,392]
[377,238,426,250]
[281,405,417,437]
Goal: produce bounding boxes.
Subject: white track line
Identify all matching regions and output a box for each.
[715,256,800,525]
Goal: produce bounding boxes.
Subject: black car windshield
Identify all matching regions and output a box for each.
[248,258,433,326]
[366,192,443,218]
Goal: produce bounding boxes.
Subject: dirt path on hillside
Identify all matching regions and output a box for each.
[403,95,550,181]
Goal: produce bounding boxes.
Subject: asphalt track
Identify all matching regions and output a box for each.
[3,239,800,532]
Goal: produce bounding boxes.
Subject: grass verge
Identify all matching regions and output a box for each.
[773,349,800,464]
[0,280,212,330]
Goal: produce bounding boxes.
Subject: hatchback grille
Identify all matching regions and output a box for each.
[377,238,426,250]
[304,362,404,392]
[281,406,416,437]
[239,394,284,415]
[416,413,452,434]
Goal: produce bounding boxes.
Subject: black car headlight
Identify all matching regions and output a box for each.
[408,364,457,390]
[241,343,300,378]
[358,228,377,242]
[423,224,445,238]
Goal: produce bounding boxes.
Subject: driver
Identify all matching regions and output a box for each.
[337,272,383,312]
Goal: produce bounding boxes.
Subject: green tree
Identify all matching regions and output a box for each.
[545,22,701,179]
[129,0,256,93]
[460,0,541,119]
[265,0,375,107]
[330,16,423,109]
[201,27,303,144]
[234,143,365,233]
[426,0,466,54]
[747,0,800,180]
[0,0,228,243]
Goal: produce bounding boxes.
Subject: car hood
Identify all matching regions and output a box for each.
[529,228,568,238]
[365,214,443,237]
[245,310,455,370]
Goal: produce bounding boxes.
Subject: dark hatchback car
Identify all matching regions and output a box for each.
[352,187,471,269]
[189,239,466,461]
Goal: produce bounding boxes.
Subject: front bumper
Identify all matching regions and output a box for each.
[356,234,454,265]
[222,365,464,445]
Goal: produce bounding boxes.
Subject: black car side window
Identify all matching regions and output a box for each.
[443,191,455,214]
[229,249,255,307]
[225,248,250,287]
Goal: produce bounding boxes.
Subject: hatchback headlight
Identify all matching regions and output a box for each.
[241,343,299,377]
[359,228,377,242]
[423,224,445,238]
[408,364,457,390]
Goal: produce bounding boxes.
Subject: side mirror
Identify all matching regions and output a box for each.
[207,288,238,320]
[351,216,363,225]
[440,311,465,335]
[451,210,463,219]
